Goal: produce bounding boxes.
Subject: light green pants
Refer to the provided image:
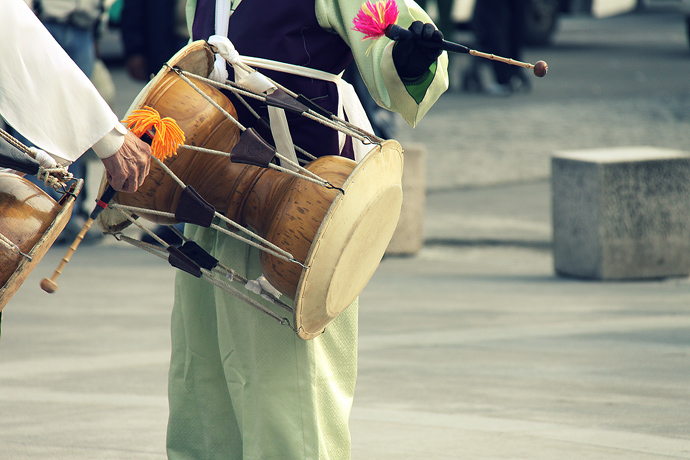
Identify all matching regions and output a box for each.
[167,224,358,460]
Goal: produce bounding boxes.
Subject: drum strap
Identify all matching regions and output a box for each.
[209,33,301,171]
[175,186,216,228]
[239,56,374,163]
[208,6,373,163]
[167,246,202,278]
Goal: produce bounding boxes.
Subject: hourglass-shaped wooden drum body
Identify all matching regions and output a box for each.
[108,41,404,339]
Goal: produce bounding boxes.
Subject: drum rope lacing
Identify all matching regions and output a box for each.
[178,68,378,148]
[130,155,307,268]
[206,36,381,157]
[110,201,305,268]
[177,64,381,151]
[180,143,334,190]
[0,128,73,191]
[171,68,340,191]
[138,225,293,315]
[112,210,293,327]
[213,83,319,164]
[35,166,73,192]
[0,232,32,261]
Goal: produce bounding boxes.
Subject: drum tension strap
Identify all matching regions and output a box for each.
[265,89,309,115]
[179,241,219,270]
[296,94,333,119]
[174,186,215,227]
[167,241,219,278]
[231,128,276,167]
[167,246,202,278]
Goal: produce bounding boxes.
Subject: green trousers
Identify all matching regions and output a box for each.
[166,224,358,460]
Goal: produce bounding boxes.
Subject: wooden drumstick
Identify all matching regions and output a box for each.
[40,218,96,293]
[468,49,548,78]
[41,185,117,293]
[385,24,548,78]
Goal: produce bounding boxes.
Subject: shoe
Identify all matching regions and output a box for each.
[485,82,513,97]
[485,74,532,97]
[461,66,486,93]
[509,72,532,94]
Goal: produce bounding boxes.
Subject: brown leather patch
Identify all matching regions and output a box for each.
[265,89,309,114]
[231,128,276,167]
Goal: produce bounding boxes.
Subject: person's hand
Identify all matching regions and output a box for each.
[392,21,443,81]
[100,130,151,193]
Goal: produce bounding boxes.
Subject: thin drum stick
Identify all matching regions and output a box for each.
[41,185,117,293]
[384,24,548,77]
[40,217,95,293]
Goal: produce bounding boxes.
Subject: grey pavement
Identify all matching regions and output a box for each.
[1,10,690,460]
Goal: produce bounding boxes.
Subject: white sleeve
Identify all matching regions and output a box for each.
[0,0,123,163]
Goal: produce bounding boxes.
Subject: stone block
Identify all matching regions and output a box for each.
[386,144,427,256]
[552,147,690,280]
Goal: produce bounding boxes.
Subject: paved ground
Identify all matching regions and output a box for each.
[1,9,689,460]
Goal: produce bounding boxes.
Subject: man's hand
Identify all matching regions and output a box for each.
[100,130,151,193]
[392,21,443,81]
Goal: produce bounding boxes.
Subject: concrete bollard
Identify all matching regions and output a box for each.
[385,143,427,256]
[552,147,690,280]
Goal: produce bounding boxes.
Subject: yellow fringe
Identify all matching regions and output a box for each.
[122,107,185,160]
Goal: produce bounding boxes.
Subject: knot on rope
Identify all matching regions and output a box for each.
[209,54,229,83]
[122,107,186,160]
[208,35,241,65]
[208,35,240,83]
[28,147,70,190]
[36,165,72,191]
[245,275,283,301]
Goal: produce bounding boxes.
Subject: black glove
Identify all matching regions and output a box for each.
[391,21,443,81]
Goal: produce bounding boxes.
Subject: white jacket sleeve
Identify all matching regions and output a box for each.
[0,0,125,163]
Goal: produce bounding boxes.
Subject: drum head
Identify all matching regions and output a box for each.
[294,139,404,339]
[0,174,80,311]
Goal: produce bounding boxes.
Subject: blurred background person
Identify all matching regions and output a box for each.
[119,0,190,82]
[415,0,455,39]
[463,0,531,96]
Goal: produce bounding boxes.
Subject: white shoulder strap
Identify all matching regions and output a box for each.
[210,12,373,164]
[241,58,374,162]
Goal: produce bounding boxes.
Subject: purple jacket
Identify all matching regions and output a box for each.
[192,0,357,159]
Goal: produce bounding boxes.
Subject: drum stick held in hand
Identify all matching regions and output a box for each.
[41,185,117,294]
[384,24,548,78]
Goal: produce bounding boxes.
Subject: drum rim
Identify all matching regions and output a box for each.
[98,40,216,233]
[0,176,81,311]
[293,139,404,339]
[127,40,214,118]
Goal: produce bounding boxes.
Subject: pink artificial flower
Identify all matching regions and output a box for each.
[352,0,399,40]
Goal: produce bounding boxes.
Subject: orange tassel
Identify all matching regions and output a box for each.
[122,107,185,160]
